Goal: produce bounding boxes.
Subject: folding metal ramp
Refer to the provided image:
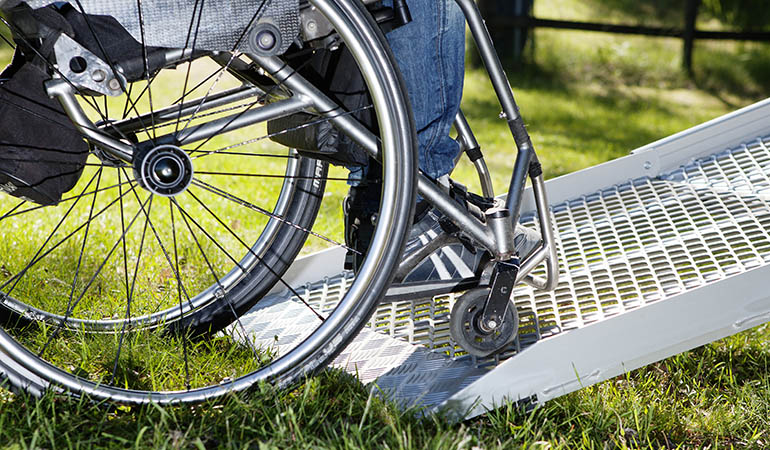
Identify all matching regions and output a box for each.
[234,97,770,420]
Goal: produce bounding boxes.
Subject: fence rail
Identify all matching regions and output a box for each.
[483,0,770,72]
[492,17,770,42]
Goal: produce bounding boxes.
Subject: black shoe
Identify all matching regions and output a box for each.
[344,182,543,281]
[343,182,381,272]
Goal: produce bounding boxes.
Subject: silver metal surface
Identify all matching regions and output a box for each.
[473,159,495,199]
[0,0,418,405]
[175,95,313,145]
[418,177,498,252]
[453,110,494,198]
[487,209,516,260]
[520,175,559,290]
[234,129,770,419]
[53,34,125,97]
[111,85,263,135]
[45,79,135,162]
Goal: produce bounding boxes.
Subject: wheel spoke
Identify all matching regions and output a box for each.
[38,191,151,356]
[38,168,103,357]
[184,57,317,155]
[121,82,136,120]
[0,201,26,223]
[0,182,139,293]
[0,16,121,134]
[185,190,324,321]
[1,170,101,296]
[1,179,135,222]
[69,0,156,145]
[120,169,195,307]
[109,194,153,386]
[190,104,373,160]
[64,169,103,317]
[195,171,348,182]
[191,178,359,254]
[0,92,94,133]
[175,0,271,136]
[174,0,204,135]
[187,150,298,159]
[168,199,192,389]
[171,198,267,358]
[0,157,115,168]
[136,0,158,140]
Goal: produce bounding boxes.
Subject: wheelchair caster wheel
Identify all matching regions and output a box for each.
[450,288,519,358]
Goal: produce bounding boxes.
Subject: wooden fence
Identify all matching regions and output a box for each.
[481,0,770,72]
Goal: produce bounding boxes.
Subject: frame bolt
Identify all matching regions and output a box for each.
[91,69,106,82]
[108,78,121,91]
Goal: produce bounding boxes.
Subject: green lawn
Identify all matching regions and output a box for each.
[3,0,770,448]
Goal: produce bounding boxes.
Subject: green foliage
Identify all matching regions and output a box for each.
[701,0,770,30]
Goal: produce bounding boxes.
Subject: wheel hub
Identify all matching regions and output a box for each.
[134,144,193,196]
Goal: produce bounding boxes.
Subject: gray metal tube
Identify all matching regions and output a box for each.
[517,175,559,290]
[254,51,504,258]
[175,95,313,144]
[454,0,520,122]
[45,79,135,162]
[417,175,497,253]
[454,110,494,198]
[112,85,263,135]
[454,109,479,152]
[248,55,381,159]
[455,0,536,226]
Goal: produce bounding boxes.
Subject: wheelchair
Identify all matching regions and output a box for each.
[0,0,557,403]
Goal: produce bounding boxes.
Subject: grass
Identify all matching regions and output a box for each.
[3,0,770,448]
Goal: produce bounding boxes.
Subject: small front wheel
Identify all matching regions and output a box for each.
[450,288,519,357]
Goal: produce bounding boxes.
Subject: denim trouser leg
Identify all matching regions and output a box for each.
[350,0,465,183]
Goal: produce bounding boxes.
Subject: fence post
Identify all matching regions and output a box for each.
[476,0,533,63]
[683,0,700,73]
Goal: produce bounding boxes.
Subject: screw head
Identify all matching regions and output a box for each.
[108,78,121,91]
[91,69,106,82]
[257,30,277,51]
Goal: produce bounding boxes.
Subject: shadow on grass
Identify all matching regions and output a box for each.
[694,43,770,107]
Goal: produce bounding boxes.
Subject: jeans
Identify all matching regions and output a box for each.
[351,0,466,183]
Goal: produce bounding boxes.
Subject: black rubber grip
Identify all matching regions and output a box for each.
[465,145,484,162]
[509,116,531,150]
[529,159,543,178]
[394,0,413,25]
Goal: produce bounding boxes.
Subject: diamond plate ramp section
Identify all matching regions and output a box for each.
[235,276,487,409]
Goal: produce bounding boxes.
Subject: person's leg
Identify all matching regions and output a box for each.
[382,0,466,180]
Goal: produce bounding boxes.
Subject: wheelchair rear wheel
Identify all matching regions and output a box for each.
[0,0,416,403]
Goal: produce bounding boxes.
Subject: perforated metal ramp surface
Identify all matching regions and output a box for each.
[237,102,770,418]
